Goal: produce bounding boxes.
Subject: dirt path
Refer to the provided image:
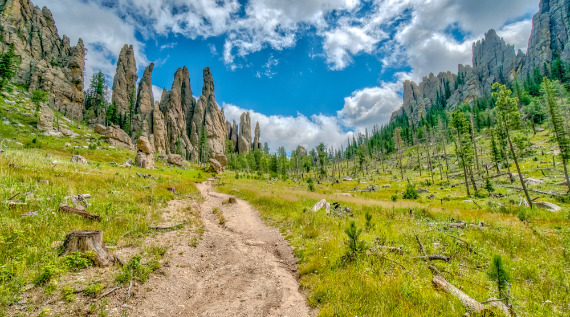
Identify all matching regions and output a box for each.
[130,180,312,317]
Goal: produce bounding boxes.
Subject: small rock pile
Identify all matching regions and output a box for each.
[135,136,154,169]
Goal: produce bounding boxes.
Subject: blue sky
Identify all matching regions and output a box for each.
[35,0,539,151]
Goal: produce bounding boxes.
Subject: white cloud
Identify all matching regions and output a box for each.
[323,25,383,70]
[152,85,164,102]
[339,80,404,130]
[223,103,353,152]
[34,0,148,85]
[497,19,533,53]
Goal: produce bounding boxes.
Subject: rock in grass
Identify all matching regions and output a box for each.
[534,201,562,212]
[167,154,184,167]
[312,199,326,212]
[37,105,54,131]
[525,178,545,185]
[71,155,87,164]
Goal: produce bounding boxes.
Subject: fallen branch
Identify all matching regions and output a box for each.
[126,278,133,300]
[150,221,187,230]
[499,185,565,197]
[414,254,450,262]
[98,287,120,299]
[8,192,21,201]
[59,204,100,221]
[416,235,442,275]
[437,228,474,253]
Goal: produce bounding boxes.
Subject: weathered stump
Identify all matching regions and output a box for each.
[63,231,117,267]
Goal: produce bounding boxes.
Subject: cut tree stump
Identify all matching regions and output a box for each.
[62,230,118,266]
[59,204,100,221]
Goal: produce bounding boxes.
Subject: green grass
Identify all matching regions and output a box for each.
[0,89,209,312]
[216,175,570,316]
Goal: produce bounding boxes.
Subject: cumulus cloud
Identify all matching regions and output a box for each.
[223,103,353,152]
[34,0,147,84]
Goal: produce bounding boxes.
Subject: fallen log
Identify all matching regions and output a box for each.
[433,276,488,314]
[59,204,100,221]
[414,254,450,262]
[499,185,566,197]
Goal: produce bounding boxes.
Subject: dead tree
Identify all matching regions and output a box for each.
[62,230,119,266]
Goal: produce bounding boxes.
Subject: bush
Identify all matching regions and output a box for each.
[307,178,315,192]
[402,184,419,200]
[62,251,94,270]
[365,211,374,231]
[344,221,366,258]
[33,265,58,286]
[391,195,398,202]
[83,282,104,298]
[116,256,160,285]
[474,190,488,198]
[485,179,495,193]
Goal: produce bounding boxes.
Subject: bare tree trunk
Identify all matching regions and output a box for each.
[507,132,533,208]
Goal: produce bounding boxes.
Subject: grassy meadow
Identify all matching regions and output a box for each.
[0,89,208,314]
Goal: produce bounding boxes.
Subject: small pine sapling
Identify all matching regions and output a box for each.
[488,254,512,304]
[344,221,366,258]
[365,211,374,232]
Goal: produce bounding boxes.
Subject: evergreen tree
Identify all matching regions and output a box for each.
[199,124,208,163]
[541,78,570,192]
[451,110,476,196]
[0,44,19,90]
[492,83,533,208]
[394,127,404,180]
[84,72,108,121]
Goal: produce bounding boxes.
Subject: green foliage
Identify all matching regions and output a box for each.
[344,221,366,257]
[31,89,49,106]
[307,178,315,192]
[402,183,419,200]
[541,78,570,160]
[485,179,495,193]
[116,256,160,285]
[390,194,398,202]
[487,254,511,300]
[33,265,58,286]
[62,251,95,271]
[61,285,75,302]
[83,282,104,298]
[84,71,109,121]
[0,44,19,90]
[364,211,373,231]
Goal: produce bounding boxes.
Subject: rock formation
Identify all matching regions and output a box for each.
[0,0,85,119]
[238,112,251,154]
[297,145,307,156]
[111,45,137,116]
[135,136,154,169]
[94,124,133,150]
[152,101,167,155]
[132,63,154,140]
[391,0,570,123]
[253,121,262,149]
[37,105,54,131]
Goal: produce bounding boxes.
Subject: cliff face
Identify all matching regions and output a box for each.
[0,0,85,119]
[391,0,570,123]
[111,45,137,116]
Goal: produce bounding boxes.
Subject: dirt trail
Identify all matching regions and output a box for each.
[130,180,312,317]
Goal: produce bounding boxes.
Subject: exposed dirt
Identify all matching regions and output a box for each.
[128,179,312,317]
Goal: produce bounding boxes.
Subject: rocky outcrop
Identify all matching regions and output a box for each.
[71,155,87,164]
[162,67,194,159]
[0,0,85,119]
[391,0,570,124]
[238,112,251,154]
[208,157,224,174]
[37,105,54,131]
[135,136,154,169]
[253,121,262,149]
[152,101,167,155]
[523,0,570,76]
[111,45,137,116]
[195,67,226,164]
[167,154,184,167]
[96,124,133,150]
[132,63,154,139]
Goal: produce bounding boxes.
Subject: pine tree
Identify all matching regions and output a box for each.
[492,83,533,208]
[541,78,570,192]
[488,254,511,304]
[451,110,476,196]
[0,44,19,90]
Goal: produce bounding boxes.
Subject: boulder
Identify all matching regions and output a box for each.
[208,158,224,174]
[534,201,562,212]
[137,136,153,154]
[71,155,87,164]
[135,152,154,169]
[524,178,545,185]
[312,199,327,212]
[104,124,133,150]
[94,124,106,134]
[37,106,54,131]
[418,188,430,194]
[167,154,184,167]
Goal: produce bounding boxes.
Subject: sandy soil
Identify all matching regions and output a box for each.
[129,180,312,317]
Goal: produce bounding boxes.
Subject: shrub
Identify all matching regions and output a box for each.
[474,190,488,198]
[391,195,398,202]
[62,251,94,270]
[83,282,104,298]
[307,178,315,192]
[485,178,495,193]
[344,221,366,258]
[365,211,373,231]
[33,265,58,286]
[116,256,160,284]
[402,184,419,200]
[488,254,511,302]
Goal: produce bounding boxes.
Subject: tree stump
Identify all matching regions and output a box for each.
[63,231,117,267]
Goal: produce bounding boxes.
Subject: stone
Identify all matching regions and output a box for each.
[152,101,167,155]
[132,63,154,139]
[297,145,307,156]
[418,188,430,194]
[167,154,184,167]
[111,44,137,116]
[37,105,54,131]
[162,67,194,159]
[136,136,153,154]
[135,152,154,169]
[312,199,327,212]
[208,157,224,174]
[103,124,133,150]
[238,112,252,154]
[200,67,227,165]
[382,184,391,188]
[534,201,562,212]
[94,124,106,134]
[71,155,87,164]
[4,99,15,105]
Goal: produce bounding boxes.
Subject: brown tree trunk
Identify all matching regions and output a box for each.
[63,230,119,267]
[506,132,533,208]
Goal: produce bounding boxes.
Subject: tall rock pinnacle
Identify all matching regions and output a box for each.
[111,44,138,116]
[238,112,252,154]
